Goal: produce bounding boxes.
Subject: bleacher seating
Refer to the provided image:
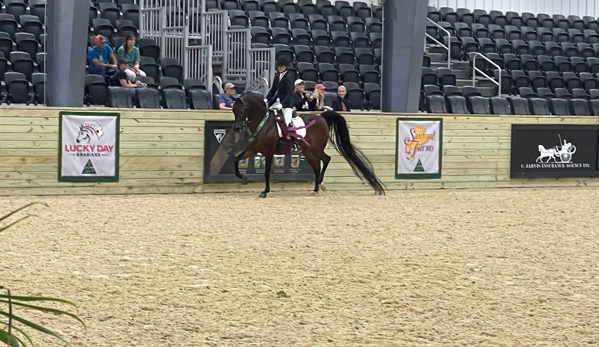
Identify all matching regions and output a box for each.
[424,4,599,115]
[3,0,599,113]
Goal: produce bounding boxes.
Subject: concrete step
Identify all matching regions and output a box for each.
[429,60,470,70]
[427,45,447,54]
[427,52,446,62]
[453,84,498,97]
[452,61,471,70]
[452,69,471,79]
[477,79,498,88]
[456,79,474,88]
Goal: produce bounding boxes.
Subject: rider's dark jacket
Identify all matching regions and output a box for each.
[266,70,295,108]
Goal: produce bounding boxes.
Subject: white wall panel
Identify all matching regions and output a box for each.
[428,0,599,17]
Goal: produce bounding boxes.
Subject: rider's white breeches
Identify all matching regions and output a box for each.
[282,108,293,126]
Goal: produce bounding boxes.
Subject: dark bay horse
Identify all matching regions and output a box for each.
[231,93,386,198]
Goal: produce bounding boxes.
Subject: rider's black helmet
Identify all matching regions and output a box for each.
[276,56,290,68]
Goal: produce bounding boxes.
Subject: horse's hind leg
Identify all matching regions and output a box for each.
[318,152,331,187]
[303,150,322,193]
[259,154,273,198]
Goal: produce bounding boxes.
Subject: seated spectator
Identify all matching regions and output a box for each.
[116,33,146,83]
[292,79,311,111]
[331,85,351,112]
[88,35,117,78]
[311,83,332,111]
[218,83,236,110]
[111,58,147,97]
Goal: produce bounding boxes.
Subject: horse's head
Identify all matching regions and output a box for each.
[231,94,267,132]
[76,125,90,143]
[231,95,247,132]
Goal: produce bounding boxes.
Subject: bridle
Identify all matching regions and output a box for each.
[233,95,271,143]
[234,97,261,128]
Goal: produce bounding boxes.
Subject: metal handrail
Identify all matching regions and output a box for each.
[472,53,502,97]
[213,76,223,94]
[425,18,451,69]
[260,77,269,98]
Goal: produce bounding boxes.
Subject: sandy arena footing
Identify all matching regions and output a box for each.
[1,188,598,346]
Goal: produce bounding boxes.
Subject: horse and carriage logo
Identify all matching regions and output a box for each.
[76,122,104,143]
[536,134,577,163]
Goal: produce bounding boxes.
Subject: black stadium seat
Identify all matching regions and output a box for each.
[570,98,591,115]
[529,97,551,115]
[490,97,511,114]
[425,95,447,113]
[107,86,132,108]
[447,95,469,114]
[468,96,490,114]
[189,89,213,110]
[84,74,108,106]
[136,87,160,108]
[161,88,187,109]
[3,71,31,104]
[31,72,45,104]
[549,98,571,115]
[510,97,531,115]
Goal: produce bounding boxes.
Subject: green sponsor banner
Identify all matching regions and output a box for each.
[58,111,120,183]
[395,117,443,179]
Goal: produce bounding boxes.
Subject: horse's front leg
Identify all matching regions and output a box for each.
[235,149,254,184]
[259,154,273,198]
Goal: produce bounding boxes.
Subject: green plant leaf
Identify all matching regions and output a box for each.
[4,323,35,347]
[0,216,34,234]
[0,295,78,308]
[0,301,86,331]
[0,202,47,223]
[0,311,69,345]
[0,329,22,347]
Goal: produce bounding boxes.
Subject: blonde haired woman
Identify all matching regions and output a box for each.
[309,84,332,111]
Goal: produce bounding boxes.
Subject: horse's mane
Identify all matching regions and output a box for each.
[240,92,266,111]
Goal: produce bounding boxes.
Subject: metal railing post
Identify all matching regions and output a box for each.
[159,7,166,53]
[425,18,451,69]
[472,53,502,97]
[206,45,213,91]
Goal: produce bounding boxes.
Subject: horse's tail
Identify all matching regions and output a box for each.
[321,110,386,195]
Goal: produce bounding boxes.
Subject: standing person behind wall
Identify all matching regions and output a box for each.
[88,35,118,79]
[117,33,146,83]
[331,85,352,112]
[219,83,236,110]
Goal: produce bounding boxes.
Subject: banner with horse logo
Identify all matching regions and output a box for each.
[58,111,120,182]
[395,118,443,179]
[510,124,599,178]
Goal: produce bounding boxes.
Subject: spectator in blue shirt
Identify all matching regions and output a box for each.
[218,83,236,110]
[88,35,117,78]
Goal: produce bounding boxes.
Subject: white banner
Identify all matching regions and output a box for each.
[59,112,120,182]
[396,118,443,179]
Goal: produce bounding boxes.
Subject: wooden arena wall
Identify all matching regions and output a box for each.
[1,107,599,196]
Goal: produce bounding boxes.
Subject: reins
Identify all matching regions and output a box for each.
[235,96,271,143]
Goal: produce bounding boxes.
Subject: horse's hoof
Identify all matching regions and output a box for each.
[241,175,248,185]
[320,184,327,191]
[259,192,267,198]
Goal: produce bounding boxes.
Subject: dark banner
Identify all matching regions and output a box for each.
[203,121,316,183]
[510,124,599,178]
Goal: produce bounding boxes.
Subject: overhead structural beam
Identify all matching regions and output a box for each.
[380,0,428,113]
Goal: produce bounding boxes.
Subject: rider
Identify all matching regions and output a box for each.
[265,56,298,151]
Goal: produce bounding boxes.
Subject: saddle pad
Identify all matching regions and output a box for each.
[276,116,307,139]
